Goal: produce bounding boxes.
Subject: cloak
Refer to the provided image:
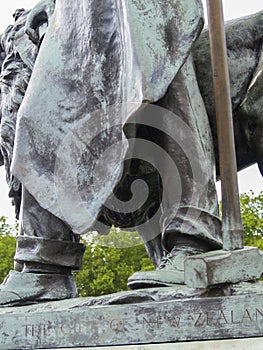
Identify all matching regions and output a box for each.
[12,0,203,234]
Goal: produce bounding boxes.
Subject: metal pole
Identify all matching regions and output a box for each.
[206,0,244,250]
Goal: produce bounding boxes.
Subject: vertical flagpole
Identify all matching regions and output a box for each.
[206,0,244,250]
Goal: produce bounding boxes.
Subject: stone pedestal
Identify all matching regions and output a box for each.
[0,282,263,349]
[41,338,263,349]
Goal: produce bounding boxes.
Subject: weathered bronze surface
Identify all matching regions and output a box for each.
[0,0,262,308]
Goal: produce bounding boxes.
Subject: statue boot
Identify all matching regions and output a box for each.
[0,237,86,307]
[0,236,85,307]
[0,270,77,307]
[128,236,214,289]
[128,209,222,288]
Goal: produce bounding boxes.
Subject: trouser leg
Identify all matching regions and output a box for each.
[237,49,263,175]
[0,188,86,306]
[128,55,223,288]
[127,54,222,275]
[156,54,222,251]
[14,187,86,272]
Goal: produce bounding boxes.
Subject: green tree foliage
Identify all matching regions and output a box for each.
[75,229,154,297]
[0,216,17,282]
[240,191,263,249]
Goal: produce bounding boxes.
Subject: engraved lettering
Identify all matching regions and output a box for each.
[60,320,81,335]
[194,313,203,327]
[23,323,49,339]
[206,312,214,326]
[43,324,48,337]
[61,323,71,335]
[143,317,154,329]
[256,309,263,322]
[231,310,241,324]
[156,316,163,329]
[167,316,181,328]
[143,317,162,329]
[241,309,253,323]
[60,319,85,336]
[24,325,31,337]
[74,320,82,334]
[216,310,228,325]
[110,319,126,332]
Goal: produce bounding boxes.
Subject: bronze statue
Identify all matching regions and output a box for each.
[0,0,262,305]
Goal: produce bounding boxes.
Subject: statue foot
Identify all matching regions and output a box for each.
[128,270,184,289]
[128,245,205,289]
[0,270,77,307]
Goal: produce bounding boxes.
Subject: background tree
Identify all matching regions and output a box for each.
[240,191,263,249]
[75,229,154,297]
[0,216,17,280]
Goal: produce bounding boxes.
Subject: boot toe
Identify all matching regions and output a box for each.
[128,269,184,289]
[0,270,78,307]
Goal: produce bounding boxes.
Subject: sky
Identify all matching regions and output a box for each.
[0,0,262,223]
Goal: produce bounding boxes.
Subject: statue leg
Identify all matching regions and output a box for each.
[237,49,263,176]
[128,54,222,288]
[0,188,86,306]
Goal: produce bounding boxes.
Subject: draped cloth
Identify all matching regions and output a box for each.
[11,0,204,234]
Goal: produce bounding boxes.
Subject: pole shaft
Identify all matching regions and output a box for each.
[206,0,244,250]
